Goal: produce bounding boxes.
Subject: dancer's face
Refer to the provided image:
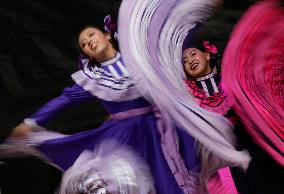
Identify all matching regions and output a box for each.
[182,48,212,78]
[78,27,113,62]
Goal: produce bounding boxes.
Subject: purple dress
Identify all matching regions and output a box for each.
[24,52,200,193]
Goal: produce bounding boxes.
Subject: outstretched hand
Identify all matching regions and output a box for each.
[10,123,34,138]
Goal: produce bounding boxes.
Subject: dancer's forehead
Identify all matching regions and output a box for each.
[79,27,102,40]
[183,48,200,56]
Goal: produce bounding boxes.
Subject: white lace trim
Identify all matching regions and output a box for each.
[196,71,216,81]
[100,52,121,66]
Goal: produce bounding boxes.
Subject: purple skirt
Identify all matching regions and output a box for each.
[36,112,200,194]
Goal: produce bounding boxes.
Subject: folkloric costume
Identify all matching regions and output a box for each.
[0,48,201,193]
[118,0,249,179]
[24,51,201,193]
[184,41,233,116]
[183,41,238,194]
[1,0,251,193]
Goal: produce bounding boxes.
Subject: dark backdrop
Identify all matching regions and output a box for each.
[0,0,257,193]
[0,0,122,142]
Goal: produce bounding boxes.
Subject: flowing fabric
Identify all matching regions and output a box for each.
[118,0,250,177]
[222,0,284,166]
[59,141,156,194]
[0,52,203,193]
[184,72,239,194]
[208,167,238,194]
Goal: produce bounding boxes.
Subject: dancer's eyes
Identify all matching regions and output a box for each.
[81,43,86,48]
[182,58,188,64]
[89,32,95,37]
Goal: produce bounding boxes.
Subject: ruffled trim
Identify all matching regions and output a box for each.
[196,71,216,81]
[185,80,233,115]
[59,140,156,194]
[72,56,142,102]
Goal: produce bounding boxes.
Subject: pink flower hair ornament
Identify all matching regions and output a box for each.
[202,40,218,55]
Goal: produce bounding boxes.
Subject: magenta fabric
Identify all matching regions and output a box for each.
[185,80,233,116]
[222,0,284,166]
[208,167,238,194]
